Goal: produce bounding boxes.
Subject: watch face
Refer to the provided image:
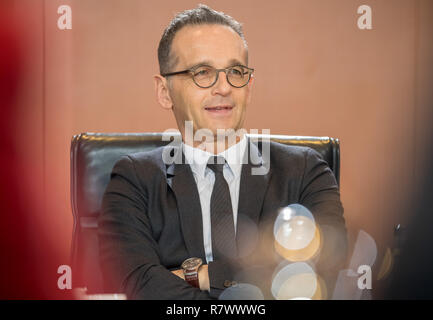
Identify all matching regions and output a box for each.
[181,257,203,270]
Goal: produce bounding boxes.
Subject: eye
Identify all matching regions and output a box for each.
[194,66,212,77]
[229,67,244,77]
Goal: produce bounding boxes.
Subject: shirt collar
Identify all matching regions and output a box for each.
[182,135,247,180]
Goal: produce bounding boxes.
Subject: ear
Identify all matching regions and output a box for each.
[154,74,173,110]
[246,74,255,105]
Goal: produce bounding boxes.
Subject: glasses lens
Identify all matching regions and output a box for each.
[192,66,216,87]
[227,66,250,88]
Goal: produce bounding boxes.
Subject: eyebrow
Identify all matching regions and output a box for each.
[186,59,247,69]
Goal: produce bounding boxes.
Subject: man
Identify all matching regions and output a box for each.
[98,5,347,299]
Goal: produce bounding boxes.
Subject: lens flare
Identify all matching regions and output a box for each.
[274,204,315,250]
[271,262,320,300]
[377,247,394,280]
[273,204,321,261]
[219,283,264,300]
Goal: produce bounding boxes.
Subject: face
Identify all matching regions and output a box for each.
[155,24,253,139]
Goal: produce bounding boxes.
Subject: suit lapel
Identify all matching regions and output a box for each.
[165,146,206,259]
[164,138,272,260]
[237,138,272,233]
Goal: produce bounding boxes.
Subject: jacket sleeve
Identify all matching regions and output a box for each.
[98,156,212,300]
[208,147,348,299]
[299,147,348,293]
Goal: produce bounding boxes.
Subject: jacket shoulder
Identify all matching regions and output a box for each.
[269,141,313,162]
[111,146,167,177]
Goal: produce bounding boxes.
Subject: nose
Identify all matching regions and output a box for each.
[211,70,232,96]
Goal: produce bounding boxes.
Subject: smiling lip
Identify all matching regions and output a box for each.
[204,105,234,114]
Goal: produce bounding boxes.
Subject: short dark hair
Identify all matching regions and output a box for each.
[157,4,248,75]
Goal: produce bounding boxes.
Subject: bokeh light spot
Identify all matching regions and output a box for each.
[271,262,320,300]
[273,204,316,251]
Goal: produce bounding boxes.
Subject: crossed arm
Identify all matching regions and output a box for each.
[98,148,347,299]
[171,265,209,291]
[98,155,227,299]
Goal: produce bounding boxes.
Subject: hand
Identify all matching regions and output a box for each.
[171,264,210,291]
[198,264,209,291]
[171,268,184,280]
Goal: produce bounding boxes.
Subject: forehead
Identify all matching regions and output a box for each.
[171,24,247,68]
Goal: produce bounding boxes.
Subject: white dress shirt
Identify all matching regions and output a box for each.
[182,137,247,263]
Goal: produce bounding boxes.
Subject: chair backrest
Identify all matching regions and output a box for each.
[70,132,340,293]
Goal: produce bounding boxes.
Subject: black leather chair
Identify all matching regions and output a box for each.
[70,132,340,293]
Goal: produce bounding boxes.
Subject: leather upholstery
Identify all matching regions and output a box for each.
[70,132,340,293]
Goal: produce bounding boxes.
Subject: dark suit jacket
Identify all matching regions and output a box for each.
[98,139,347,299]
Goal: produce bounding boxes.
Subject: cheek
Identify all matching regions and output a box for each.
[234,90,249,109]
[172,84,196,111]
[185,89,207,113]
[176,90,208,124]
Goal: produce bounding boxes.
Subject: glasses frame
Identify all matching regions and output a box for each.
[161,64,254,88]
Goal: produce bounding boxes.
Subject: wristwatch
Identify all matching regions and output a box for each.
[181,257,203,288]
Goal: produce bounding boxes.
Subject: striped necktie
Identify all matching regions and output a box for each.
[207,155,237,260]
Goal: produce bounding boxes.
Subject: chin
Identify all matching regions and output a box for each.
[212,126,243,137]
[195,120,242,137]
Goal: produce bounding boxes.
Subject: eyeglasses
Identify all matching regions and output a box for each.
[161,64,254,88]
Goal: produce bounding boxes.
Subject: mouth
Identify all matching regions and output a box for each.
[204,105,234,115]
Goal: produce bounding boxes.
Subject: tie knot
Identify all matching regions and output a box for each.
[207,156,226,173]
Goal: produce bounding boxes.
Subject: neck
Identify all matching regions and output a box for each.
[183,130,245,154]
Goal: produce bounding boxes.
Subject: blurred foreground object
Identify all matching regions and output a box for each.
[0,2,71,299]
[72,288,127,300]
[385,149,433,299]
